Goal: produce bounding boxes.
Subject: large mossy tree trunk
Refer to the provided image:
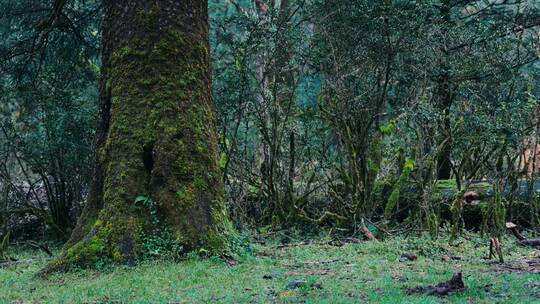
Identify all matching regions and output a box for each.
[44,0,230,273]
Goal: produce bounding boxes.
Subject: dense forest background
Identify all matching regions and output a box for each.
[0,0,539,248]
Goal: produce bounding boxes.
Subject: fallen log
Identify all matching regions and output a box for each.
[506,222,540,247]
[519,239,540,247]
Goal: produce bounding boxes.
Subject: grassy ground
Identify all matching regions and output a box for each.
[1,233,539,303]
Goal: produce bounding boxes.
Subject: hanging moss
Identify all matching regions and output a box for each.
[481,192,507,238]
[450,190,465,240]
[384,159,415,220]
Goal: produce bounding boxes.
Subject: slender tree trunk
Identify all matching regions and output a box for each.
[278,0,299,226]
[43,0,230,273]
[436,0,454,180]
[436,81,454,180]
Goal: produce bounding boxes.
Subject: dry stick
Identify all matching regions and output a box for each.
[495,238,504,263]
[27,241,53,257]
[360,218,376,241]
[364,217,392,236]
[489,237,504,263]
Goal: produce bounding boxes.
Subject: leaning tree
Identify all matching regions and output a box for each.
[44,0,230,272]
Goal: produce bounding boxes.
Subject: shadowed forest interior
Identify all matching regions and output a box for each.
[0,0,539,303]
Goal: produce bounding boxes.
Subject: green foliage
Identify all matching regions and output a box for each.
[436,179,457,190]
[134,195,158,224]
[0,0,100,239]
[380,119,397,136]
[0,0,539,242]
[133,195,185,261]
[139,229,184,262]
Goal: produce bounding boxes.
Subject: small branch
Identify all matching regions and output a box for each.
[27,241,53,257]
[360,219,376,241]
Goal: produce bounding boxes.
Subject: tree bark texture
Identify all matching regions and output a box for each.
[44,0,230,272]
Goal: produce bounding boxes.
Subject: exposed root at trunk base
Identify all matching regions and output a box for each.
[36,214,231,279]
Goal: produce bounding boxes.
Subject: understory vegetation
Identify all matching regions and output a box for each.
[0,0,538,245]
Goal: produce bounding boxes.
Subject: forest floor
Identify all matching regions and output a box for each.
[1,233,540,303]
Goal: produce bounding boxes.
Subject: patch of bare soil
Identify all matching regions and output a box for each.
[406,272,467,297]
[495,255,540,274]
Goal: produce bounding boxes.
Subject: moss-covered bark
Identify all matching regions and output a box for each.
[42,0,230,274]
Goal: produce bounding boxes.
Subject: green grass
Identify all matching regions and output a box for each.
[1,234,540,303]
